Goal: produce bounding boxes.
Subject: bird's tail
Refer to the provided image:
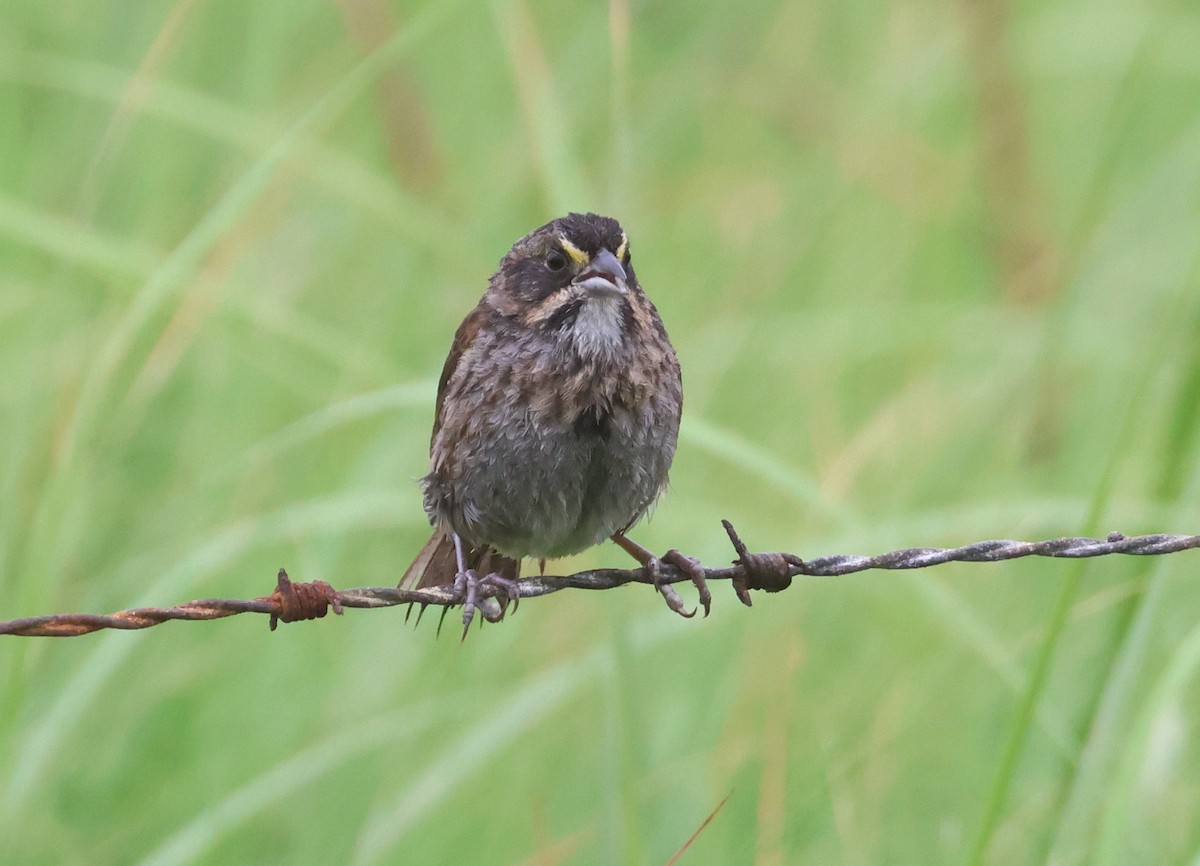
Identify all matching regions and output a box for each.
[399,530,521,590]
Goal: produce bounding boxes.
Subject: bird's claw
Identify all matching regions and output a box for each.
[451,569,522,639]
[641,553,702,619]
[662,549,711,617]
[483,573,521,617]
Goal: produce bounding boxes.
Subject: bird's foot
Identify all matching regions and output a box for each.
[611,532,711,618]
[663,549,711,617]
[451,569,522,639]
[638,550,710,619]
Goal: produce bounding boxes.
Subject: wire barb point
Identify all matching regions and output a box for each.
[267,569,343,631]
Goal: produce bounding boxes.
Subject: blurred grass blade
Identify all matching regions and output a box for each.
[681,414,853,524]
[351,652,598,865]
[1094,621,1200,866]
[0,191,160,278]
[489,0,591,211]
[137,704,442,866]
[0,45,440,240]
[233,382,436,474]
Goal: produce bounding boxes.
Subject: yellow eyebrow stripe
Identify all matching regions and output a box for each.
[558,237,589,266]
[615,233,628,260]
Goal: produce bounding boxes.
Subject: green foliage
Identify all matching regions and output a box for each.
[3,0,1200,863]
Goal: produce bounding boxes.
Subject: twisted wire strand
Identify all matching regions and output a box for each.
[799,531,1200,575]
[2,524,1197,638]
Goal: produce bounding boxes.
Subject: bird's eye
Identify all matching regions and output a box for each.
[545,250,567,272]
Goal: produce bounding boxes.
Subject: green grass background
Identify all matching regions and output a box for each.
[3,0,1200,863]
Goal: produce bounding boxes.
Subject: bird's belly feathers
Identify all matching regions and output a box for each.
[425,400,676,559]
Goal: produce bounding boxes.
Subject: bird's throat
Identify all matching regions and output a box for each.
[571,294,627,358]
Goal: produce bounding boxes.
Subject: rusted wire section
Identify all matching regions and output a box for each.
[2,523,1198,638]
[0,570,344,638]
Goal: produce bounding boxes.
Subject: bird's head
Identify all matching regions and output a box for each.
[488,213,644,357]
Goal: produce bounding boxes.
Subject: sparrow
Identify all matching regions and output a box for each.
[400,213,708,632]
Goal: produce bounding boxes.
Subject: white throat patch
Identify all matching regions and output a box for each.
[572,294,625,358]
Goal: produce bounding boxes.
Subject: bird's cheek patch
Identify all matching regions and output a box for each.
[523,288,575,327]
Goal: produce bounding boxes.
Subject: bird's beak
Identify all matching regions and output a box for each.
[573,248,627,297]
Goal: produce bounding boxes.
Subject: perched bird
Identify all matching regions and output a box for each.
[401,213,707,631]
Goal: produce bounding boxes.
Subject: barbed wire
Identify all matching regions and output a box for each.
[2,521,1197,639]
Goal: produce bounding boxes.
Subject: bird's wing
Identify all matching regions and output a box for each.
[431,301,489,446]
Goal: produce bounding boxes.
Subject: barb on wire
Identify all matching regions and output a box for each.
[2,522,1198,639]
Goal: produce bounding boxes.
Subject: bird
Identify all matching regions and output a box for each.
[400,212,708,633]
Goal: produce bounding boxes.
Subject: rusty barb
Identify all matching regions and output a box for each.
[2,522,1199,638]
